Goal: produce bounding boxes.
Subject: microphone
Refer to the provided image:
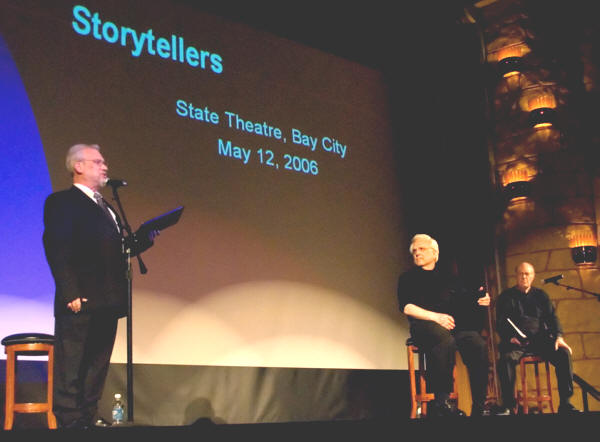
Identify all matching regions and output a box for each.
[543,274,563,284]
[106,178,128,188]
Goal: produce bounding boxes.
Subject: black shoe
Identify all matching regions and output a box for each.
[492,406,513,416]
[428,400,466,418]
[93,417,112,428]
[558,403,582,415]
[63,417,90,430]
[470,404,490,417]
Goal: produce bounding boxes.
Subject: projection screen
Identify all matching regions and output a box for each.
[0,0,410,369]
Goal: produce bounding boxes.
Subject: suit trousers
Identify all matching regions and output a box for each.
[53,310,118,427]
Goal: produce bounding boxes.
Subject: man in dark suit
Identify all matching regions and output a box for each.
[43,144,152,428]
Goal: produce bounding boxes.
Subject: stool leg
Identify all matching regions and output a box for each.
[419,352,428,417]
[408,347,418,419]
[545,361,555,413]
[46,346,57,429]
[4,348,15,430]
[521,360,529,414]
[513,380,518,415]
[534,362,543,412]
[451,364,458,400]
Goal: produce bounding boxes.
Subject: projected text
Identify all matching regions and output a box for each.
[72,5,223,73]
[176,99,349,176]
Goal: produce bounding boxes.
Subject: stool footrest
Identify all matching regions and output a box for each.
[517,393,553,400]
[14,403,52,413]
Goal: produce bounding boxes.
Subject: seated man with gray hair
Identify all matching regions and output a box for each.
[397,234,491,417]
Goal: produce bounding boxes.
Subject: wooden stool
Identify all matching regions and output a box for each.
[514,353,555,414]
[407,338,458,418]
[2,333,57,430]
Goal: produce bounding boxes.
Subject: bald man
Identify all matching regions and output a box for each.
[495,262,580,415]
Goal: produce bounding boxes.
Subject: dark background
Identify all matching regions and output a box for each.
[193,1,495,286]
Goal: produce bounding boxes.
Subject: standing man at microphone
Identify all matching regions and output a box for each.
[495,262,580,415]
[43,144,153,428]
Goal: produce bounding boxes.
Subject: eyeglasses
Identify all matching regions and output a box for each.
[411,246,433,255]
[80,159,108,167]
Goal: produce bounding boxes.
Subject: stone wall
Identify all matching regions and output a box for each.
[473,0,600,412]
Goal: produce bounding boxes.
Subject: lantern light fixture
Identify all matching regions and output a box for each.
[501,164,536,203]
[569,230,597,265]
[528,93,556,129]
[497,45,523,78]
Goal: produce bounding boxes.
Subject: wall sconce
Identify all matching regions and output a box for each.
[569,230,597,265]
[497,45,523,78]
[501,164,536,203]
[528,93,556,128]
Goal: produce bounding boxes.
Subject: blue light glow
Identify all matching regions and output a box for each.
[0,34,55,344]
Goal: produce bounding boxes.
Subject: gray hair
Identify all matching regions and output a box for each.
[65,144,100,174]
[409,234,439,260]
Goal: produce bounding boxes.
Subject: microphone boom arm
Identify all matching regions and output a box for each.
[550,281,600,301]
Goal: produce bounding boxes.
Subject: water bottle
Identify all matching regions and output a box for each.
[111,393,124,425]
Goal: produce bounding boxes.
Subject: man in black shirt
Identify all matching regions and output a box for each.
[495,262,580,415]
[397,234,491,417]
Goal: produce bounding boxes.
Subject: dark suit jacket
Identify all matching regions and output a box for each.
[43,186,129,317]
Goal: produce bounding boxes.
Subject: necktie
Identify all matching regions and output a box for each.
[93,192,113,220]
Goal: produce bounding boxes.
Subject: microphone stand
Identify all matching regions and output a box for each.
[110,184,147,424]
[548,280,600,301]
[483,270,499,405]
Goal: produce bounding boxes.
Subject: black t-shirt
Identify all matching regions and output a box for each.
[397,266,486,332]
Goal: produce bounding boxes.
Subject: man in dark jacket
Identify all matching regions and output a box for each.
[495,262,580,415]
[397,234,491,417]
[43,144,153,428]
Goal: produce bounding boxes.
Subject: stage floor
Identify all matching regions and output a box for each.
[2,413,598,441]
